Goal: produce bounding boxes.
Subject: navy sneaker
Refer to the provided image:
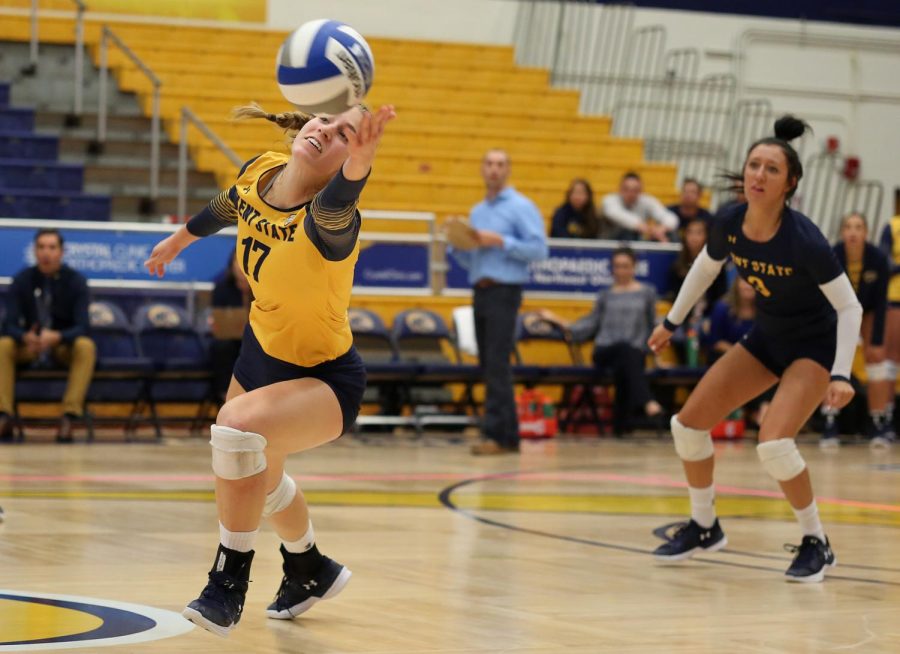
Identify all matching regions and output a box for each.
[653,519,728,561]
[784,535,836,583]
[266,544,352,619]
[182,545,253,638]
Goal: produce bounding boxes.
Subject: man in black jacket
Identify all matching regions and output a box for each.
[0,229,95,442]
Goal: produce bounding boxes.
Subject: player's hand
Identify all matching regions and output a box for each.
[344,104,395,176]
[144,234,183,278]
[647,323,673,354]
[823,379,855,410]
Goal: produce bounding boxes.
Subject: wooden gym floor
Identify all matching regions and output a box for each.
[0,435,898,653]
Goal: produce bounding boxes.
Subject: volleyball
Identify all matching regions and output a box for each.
[276,19,375,114]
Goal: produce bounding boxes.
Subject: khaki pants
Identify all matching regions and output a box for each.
[0,335,97,416]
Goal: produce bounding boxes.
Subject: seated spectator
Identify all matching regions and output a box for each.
[0,228,95,442]
[550,178,602,239]
[668,178,712,232]
[540,246,663,434]
[600,171,678,242]
[209,252,252,401]
[703,276,771,425]
[705,276,756,365]
[668,218,728,316]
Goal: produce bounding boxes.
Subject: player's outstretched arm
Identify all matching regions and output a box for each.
[343,105,395,181]
[144,226,201,278]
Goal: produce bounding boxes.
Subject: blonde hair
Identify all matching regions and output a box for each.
[232,102,312,140]
[725,276,754,317]
[231,102,370,141]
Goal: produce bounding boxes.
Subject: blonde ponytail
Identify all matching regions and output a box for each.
[232,102,312,139]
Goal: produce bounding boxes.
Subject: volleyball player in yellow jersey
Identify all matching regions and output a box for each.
[879,213,900,441]
[144,102,395,637]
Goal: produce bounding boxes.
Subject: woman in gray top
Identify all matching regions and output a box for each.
[542,247,663,434]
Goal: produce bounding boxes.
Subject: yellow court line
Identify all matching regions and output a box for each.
[2,489,898,527]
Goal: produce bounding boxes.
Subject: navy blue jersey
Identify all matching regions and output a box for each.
[707,203,843,339]
[833,241,889,345]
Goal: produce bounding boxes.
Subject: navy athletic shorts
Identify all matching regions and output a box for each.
[739,325,836,377]
[232,325,366,434]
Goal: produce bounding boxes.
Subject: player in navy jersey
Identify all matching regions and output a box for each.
[647,116,862,582]
[821,212,892,448]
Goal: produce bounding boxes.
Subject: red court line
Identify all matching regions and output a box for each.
[1,471,897,512]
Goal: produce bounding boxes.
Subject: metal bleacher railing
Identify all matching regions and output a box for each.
[177,106,242,221]
[94,25,161,211]
[511,0,891,239]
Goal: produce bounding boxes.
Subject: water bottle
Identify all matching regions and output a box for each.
[685,326,699,367]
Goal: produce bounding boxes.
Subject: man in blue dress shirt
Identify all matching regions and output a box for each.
[451,149,548,454]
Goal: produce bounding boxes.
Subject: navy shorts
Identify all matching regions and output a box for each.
[739,325,836,377]
[232,325,366,434]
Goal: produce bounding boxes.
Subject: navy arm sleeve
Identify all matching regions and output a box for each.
[306,168,369,261]
[186,187,240,237]
[186,157,258,237]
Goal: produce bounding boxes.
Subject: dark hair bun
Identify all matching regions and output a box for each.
[774,115,808,142]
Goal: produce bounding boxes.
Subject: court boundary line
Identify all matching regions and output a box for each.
[437,471,900,586]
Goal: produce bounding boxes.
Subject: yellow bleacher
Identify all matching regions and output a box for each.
[0,14,681,229]
[0,13,685,385]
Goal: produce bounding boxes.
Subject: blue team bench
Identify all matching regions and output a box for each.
[0,159,84,191]
[0,107,34,131]
[0,188,110,220]
[0,132,60,161]
[7,298,214,442]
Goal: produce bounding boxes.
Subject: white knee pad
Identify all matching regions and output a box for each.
[866,361,890,382]
[671,415,714,461]
[209,424,267,480]
[885,360,898,380]
[263,472,297,518]
[757,439,806,481]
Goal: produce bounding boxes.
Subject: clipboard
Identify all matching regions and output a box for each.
[444,217,480,251]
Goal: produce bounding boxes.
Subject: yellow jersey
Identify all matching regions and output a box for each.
[208,152,360,367]
[882,215,900,303]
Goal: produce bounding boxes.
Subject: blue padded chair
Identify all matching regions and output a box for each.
[348,308,419,432]
[391,309,479,424]
[134,303,214,436]
[85,300,154,440]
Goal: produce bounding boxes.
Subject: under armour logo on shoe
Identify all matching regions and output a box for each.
[302,579,319,591]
